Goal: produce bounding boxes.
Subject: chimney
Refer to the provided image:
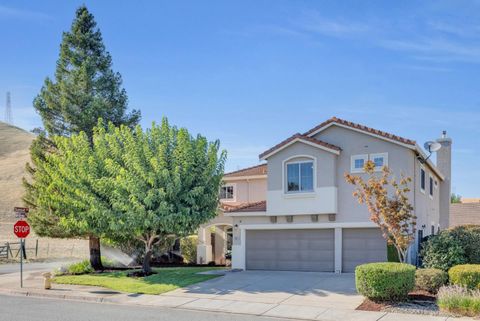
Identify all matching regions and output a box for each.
[436,130,452,229]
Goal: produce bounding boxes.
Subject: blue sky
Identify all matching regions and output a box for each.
[0,1,479,196]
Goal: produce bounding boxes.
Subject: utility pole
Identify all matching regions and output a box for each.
[5,92,12,124]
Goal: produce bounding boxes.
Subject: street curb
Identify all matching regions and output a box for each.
[0,288,103,303]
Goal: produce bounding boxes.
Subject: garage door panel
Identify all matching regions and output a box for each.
[246,229,334,272]
[342,228,387,273]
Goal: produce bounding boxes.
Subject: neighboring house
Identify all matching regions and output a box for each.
[450,202,480,227]
[196,164,267,264]
[460,198,480,203]
[197,117,452,273]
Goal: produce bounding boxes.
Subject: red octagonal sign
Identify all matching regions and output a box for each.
[14,220,30,238]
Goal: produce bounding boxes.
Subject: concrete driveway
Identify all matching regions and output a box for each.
[164,270,368,320]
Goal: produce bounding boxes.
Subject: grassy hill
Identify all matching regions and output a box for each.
[0,122,34,222]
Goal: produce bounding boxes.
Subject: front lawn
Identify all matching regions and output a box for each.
[53,267,224,295]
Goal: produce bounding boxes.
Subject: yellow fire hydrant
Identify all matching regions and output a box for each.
[42,272,52,290]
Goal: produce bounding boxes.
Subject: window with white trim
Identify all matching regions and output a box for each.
[286,161,314,193]
[350,154,368,173]
[220,185,234,200]
[420,167,426,193]
[370,153,388,171]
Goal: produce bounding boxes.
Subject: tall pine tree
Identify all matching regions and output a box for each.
[26,5,140,270]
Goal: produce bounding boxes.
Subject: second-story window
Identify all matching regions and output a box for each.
[420,168,426,192]
[429,176,433,197]
[286,161,314,193]
[220,185,234,200]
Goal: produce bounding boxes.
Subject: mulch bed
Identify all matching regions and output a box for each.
[357,290,441,315]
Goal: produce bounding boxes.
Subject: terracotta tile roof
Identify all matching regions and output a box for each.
[304,117,416,146]
[224,163,267,178]
[224,201,267,213]
[450,203,480,227]
[259,133,341,159]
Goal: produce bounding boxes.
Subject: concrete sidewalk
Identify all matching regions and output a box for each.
[0,269,467,321]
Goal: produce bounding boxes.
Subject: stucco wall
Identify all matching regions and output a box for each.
[314,125,417,223]
[267,142,337,190]
[414,158,441,236]
[221,178,267,205]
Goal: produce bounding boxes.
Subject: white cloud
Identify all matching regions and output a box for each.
[0,5,51,21]
[293,10,370,38]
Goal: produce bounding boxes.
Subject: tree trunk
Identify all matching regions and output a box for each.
[89,235,103,271]
[142,248,152,275]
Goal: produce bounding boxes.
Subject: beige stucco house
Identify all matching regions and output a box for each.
[197,117,452,273]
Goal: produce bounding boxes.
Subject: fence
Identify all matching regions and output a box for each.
[0,238,88,261]
[0,240,38,259]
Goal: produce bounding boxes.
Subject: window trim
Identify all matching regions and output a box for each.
[350,154,369,173]
[220,183,236,202]
[282,155,316,195]
[369,152,388,172]
[420,165,426,194]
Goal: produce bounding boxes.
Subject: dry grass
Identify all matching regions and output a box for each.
[0,122,88,262]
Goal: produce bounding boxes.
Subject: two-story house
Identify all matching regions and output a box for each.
[196,117,452,273]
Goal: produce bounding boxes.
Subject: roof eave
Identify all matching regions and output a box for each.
[259,137,340,160]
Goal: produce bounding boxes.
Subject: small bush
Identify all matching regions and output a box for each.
[180,235,198,264]
[66,260,94,275]
[387,244,400,262]
[437,285,480,317]
[355,262,415,301]
[421,225,480,271]
[415,268,448,293]
[449,265,480,290]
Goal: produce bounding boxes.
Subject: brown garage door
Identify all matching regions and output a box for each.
[245,229,334,272]
[342,228,387,273]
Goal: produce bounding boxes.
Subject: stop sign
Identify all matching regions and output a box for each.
[13,220,30,238]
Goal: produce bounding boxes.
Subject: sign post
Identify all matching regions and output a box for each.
[13,219,30,288]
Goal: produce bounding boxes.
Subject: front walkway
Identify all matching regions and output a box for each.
[0,269,465,321]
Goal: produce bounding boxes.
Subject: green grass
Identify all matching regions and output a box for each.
[53,267,224,295]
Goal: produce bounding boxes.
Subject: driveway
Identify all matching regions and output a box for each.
[164,270,368,320]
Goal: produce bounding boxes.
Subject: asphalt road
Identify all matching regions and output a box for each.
[0,260,74,275]
[0,295,289,321]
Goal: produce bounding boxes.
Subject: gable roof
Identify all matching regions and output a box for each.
[450,203,480,227]
[224,163,267,178]
[304,117,416,147]
[304,116,444,180]
[259,133,341,160]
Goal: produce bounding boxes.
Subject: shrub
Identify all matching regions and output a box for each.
[355,262,415,301]
[65,260,94,275]
[387,244,400,262]
[437,285,480,317]
[421,225,480,271]
[449,265,480,290]
[180,235,198,264]
[415,268,448,293]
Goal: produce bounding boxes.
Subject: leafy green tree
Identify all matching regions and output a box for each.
[451,193,462,204]
[94,119,226,274]
[25,5,140,270]
[27,119,226,275]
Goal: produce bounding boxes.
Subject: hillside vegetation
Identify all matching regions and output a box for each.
[0,122,34,223]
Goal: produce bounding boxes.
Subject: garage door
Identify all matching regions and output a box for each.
[246,229,334,272]
[342,228,387,273]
